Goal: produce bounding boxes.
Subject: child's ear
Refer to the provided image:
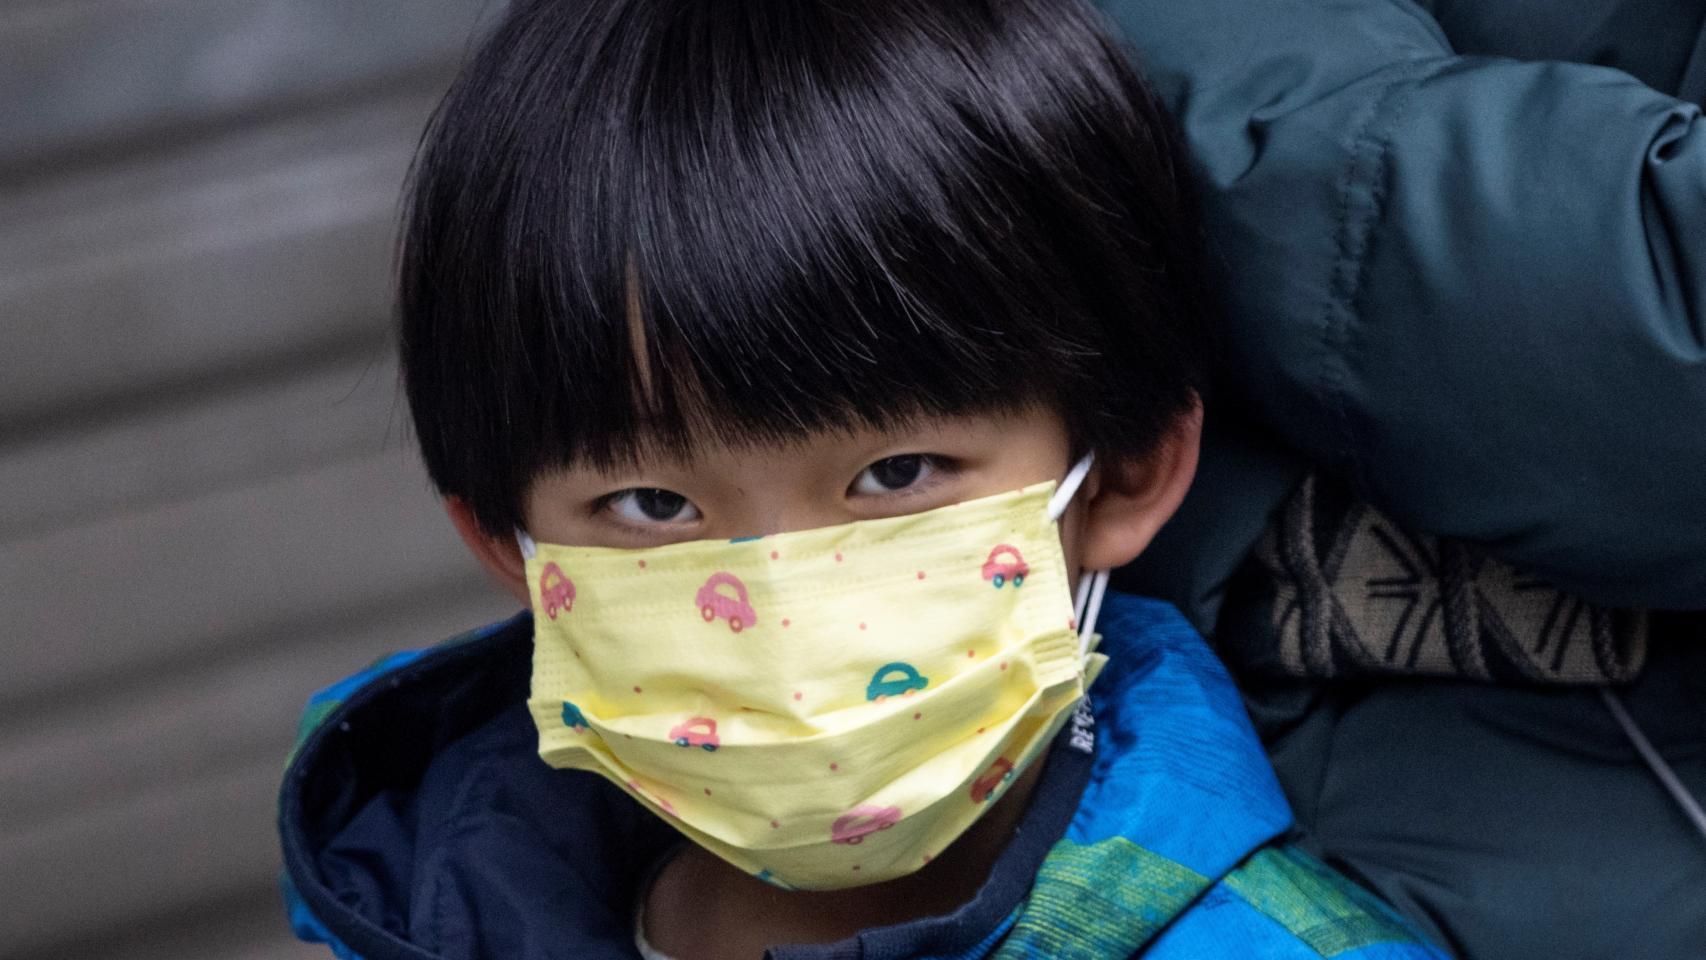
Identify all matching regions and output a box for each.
[444,497,532,606]
[1078,398,1203,572]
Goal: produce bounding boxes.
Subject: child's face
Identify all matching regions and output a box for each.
[523,406,1080,554]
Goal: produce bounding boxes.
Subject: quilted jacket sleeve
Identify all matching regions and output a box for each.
[1096,0,1706,609]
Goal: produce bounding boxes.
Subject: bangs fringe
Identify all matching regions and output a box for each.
[400,0,1210,534]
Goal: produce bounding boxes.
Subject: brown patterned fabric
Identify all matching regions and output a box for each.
[1218,473,1648,684]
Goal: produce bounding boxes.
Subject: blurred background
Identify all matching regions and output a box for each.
[0,2,517,957]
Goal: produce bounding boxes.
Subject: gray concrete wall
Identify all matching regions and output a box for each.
[1,3,516,956]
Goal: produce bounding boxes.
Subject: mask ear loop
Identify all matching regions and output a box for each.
[1047,455,1111,660]
[1046,455,1096,522]
[515,529,538,560]
[1075,570,1110,659]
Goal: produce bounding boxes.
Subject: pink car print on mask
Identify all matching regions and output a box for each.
[696,572,756,632]
[980,544,1029,589]
[969,757,1016,803]
[629,780,678,817]
[830,804,902,845]
[669,716,721,751]
[540,563,576,618]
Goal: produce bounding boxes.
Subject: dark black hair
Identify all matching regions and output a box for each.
[400,0,1213,536]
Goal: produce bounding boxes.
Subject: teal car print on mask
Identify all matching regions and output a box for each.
[560,701,589,732]
[865,662,929,702]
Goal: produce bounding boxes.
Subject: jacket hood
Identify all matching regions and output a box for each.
[278,594,1297,960]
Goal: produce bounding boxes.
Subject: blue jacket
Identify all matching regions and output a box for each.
[278,593,1447,959]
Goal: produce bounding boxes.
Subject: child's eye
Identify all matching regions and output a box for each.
[605,488,701,525]
[850,455,938,496]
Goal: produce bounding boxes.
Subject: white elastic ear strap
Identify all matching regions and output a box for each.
[515,529,538,560]
[1051,455,1109,659]
[1046,454,1096,522]
[1599,689,1706,844]
[1076,570,1109,659]
[1074,575,1094,625]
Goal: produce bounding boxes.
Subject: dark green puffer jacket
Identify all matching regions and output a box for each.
[1099,0,1706,623]
[1094,2,1706,959]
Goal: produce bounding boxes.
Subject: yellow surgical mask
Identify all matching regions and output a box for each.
[518,458,1110,890]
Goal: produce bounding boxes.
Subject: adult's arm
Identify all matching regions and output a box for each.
[1097,0,1706,609]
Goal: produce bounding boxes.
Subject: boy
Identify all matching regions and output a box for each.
[278,1,1448,957]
